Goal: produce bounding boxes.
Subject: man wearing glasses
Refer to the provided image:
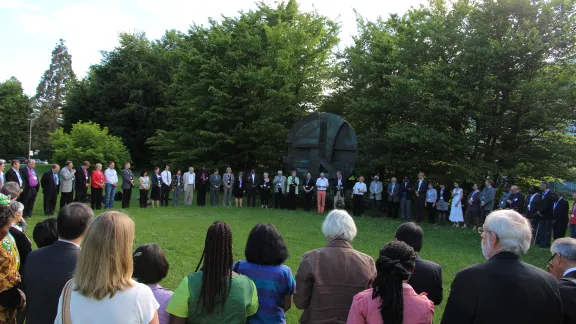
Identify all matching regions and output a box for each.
[547,238,576,324]
[441,210,563,324]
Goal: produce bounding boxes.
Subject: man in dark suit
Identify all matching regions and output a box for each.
[121,162,134,208]
[547,238,576,324]
[441,210,563,324]
[537,181,554,248]
[247,168,259,208]
[5,160,24,197]
[74,161,90,203]
[330,171,347,210]
[395,222,443,305]
[387,177,401,218]
[23,203,94,324]
[197,167,209,206]
[399,176,413,221]
[525,186,541,238]
[414,172,429,223]
[20,159,39,218]
[551,192,569,240]
[507,185,525,214]
[40,164,60,216]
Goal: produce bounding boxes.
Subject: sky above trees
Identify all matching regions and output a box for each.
[0,0,426,95]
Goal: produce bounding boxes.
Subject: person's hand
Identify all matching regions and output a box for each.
[481,202,485,206]
[507,200,512,204]
[72,169,76,173]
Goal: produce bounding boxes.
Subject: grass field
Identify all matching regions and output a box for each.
[23,165,551,323]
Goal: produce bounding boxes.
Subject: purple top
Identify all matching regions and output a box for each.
[27,167,38,187]
[147,283,173,324]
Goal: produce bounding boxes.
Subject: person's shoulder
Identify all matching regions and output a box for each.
[519,260,556,280]
[353,288,373,303]
[417,257,442,271]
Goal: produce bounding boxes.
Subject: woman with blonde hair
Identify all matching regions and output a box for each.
[55,212,159,324]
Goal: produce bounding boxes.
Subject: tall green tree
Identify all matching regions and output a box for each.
[0,78,30,157]
[148,0,340,169]
[34,39,76,153]
[62,31,181,167]
[335,0,576,185]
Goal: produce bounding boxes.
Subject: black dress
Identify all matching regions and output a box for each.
[151,173,162,200]
[234,178,245,198]
[260,178,271,206]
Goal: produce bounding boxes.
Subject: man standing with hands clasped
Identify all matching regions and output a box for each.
[273,170,286,209]
[60,161,76,209]
[121,162,134,208]
[479,179,496,226]
[315,172,328,213]
[209,168,221,207]
[414,172,429,223]
[352,176,367,216]
[74,161,90,203]
[104,161,118,209]
[369,175,383,217]
[183,167,195,206]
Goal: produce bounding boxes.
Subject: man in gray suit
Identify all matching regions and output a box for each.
[369,175,383,217]
[387,177,401,218]
[121,162,134,208]
[209,168,222,207]
[183,167,195,206]
[222,167,235,207]
[479,179,496,226]
[59,161,75,209]
[273,170,286,209]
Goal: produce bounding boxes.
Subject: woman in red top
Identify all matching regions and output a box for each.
[91,163,105,210]
[570,192,576,239]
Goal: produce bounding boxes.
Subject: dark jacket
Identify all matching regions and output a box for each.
[408,255,443,305]
[553,197,570,239]
[509,192,525,214]
[539,190,554,220]
[415,179,429,201]
[41,170,59,194]
[4,168,21,187]
[20,166,39,193]
[330,177,348,196]
[23,240,80,324]
[558,271,576,324]
[437,187,450,203]
[75,167,89,190]
[441,251,563,324]
[9,227,32,276]
[400,181,413,200]
[526,193,542,219]
[466,190,481,212]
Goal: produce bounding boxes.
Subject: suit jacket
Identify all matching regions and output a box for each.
[369,181,383,200]
[441,252,563,324]
[498,192,511,209]
[466,190,481,212]
[196,171,210,189]
[273,175,286,193]
[121,168,134,190]
[387,182,401,202]
[408,255,443,305]
[247,174,259,193]
[540,190,554,220]
[479,186,496,211]
[437,187,450,202]
[558,271,576,324]
[400,181,413,200]
[330,177,347,196]
[151,173,161,188]
[183,171,195,191]
[223,173,235,189]
[41,170,59,195]
[286,176,300,194]
[553,198,569,225]
[23,240,80,324]
[20,167,38,196]
[509,192,525,214]
[59,168,75,193]
[415,179,429,201]
[526,193,542,218]
[5,168,24,189]
[75,167,89,190]
[209,174,221,189]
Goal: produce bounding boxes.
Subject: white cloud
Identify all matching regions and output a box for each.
[0,0,39,10]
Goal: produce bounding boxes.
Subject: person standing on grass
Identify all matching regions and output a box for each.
[222,167,234,207]
[449,182,464,227]
[315,173,328,213]
[139,170,150,208]
[59,161,76,209]
[331,171,346,210]
[286,170,299,210]
[150,167,162,208]
[234,224,295,324]
[104,161,118,210]
[160,165,172,207]
[171,169,183,206]
[273,171,286,209]
[436,183,450,225]
[90,163,105,210]
[302,173,314,212]
[183,167,195,206]
[464,183,481,230]
[197,167,209,207]
[259,172,271,208]
[570,191,576,238]
[441,210,563,324]
[247,169,259,208]
[425,182,437,224]
[369,176,383,217]
[347,241,434,324]
[234,172,245,208]
[551,192,569,241]
[41,164,60,216]
[74,161,90,203]
[121,162,135,209]
[352,176,367,217]
[0,159,5,189]
[294,210,376,323]
[479,179,496,226]
[133,244,173,324]
[20,159,39,219]
[387,177,401,218]
[166,221,258,324]
[209,169,221,207]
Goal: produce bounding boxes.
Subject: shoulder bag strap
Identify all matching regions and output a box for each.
[61,279,74,324]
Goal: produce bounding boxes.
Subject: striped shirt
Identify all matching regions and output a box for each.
[234,261,295,324]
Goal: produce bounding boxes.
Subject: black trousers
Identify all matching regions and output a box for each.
[198,185,207,206]
[303,192,313,211]
[161,184,170,206]
[480,207,491,226]
[275,191,284,209]
[23,188,37,217]
[260,190,269,207]
[60,192,73,209]
[122,188,132,208]
[388,201,399,218]
[371,199,380,216]
[140,189,148,208]
[91,187,103,209]
[287,191,297,210]
[536,219,552,248]
[415,197,426,222]
[43,191,57,216]
[74,186,88,203]
[353,194,364,216]
[247,190,257,207]
[554,219,569,240]
[426,202,437,223]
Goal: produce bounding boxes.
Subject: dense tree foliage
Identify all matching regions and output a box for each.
[331,0,576,185]
[35,39,76,153]
[50,122,131,168]
[0,78,30,158]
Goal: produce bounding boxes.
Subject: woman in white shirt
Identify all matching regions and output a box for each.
[55,211,159,324]
[139,170,150,208]
[352,176,367,217]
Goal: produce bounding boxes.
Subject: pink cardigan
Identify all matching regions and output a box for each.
[347,284,434,324]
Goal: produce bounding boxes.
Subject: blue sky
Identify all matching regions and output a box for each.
[0,0,425,95]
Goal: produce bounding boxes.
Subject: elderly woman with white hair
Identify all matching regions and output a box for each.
[442,209,563,324]
[294,210,376,323]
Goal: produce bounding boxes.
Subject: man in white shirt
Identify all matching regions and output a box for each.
[315,173,329,213]
[104,161,118,209]
[160,165,172,207]
[183,167,195,206]
[352,176,367,216]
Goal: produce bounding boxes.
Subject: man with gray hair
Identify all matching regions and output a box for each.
[442,209,563,324]
[548,237,576,324]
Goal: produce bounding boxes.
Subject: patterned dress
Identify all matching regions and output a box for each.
[0,234,21,324]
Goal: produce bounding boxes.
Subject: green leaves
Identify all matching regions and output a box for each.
[0,78,30,157]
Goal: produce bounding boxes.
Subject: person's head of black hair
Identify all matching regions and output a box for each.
[245,223,289,266]
[394,222,424,252]
[57,203,94,240]
[33,218,58,248]
[133,243,170,284]
[141,169,147,177]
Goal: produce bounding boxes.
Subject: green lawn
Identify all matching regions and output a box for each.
[24,165,551,323]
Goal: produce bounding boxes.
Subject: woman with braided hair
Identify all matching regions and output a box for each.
[167,221,258,324]
[347,241,434,324]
